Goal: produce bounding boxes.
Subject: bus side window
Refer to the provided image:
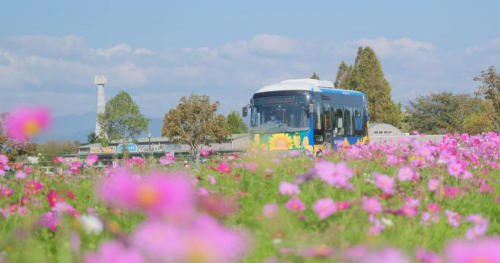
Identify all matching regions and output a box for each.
[344,107,353,136]
[354,108,363,136]
[334,107,344,136]
[324,103,332,130]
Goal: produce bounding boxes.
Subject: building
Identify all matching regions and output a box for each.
[369,123,406,136]
[65,134,251,166]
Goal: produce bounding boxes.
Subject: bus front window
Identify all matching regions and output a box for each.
[251,94,310,134]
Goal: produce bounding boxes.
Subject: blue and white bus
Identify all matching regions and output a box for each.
[243,79,369,154]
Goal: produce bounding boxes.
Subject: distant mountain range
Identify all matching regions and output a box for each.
[32,112,165,144]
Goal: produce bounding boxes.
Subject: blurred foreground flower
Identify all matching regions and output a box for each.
[5,105,51,140]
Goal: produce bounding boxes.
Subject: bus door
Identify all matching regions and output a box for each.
[322,95,334,150]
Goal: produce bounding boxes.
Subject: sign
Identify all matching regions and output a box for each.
[264,96,293,104]
[117,144,138,153]
[90,146,117,154]
[138,144,182,153]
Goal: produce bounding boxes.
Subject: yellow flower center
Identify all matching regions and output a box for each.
[293,204,298,209]
[471,257,489,263]
[23,120,41,137]
[31,184,35,188]
[52,198,57,202]
[322,205,328,210]
[137,184,160,207]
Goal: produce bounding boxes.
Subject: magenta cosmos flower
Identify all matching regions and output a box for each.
[279,181,300,196]
[217,163,232,173]
[5,105,52,141]
[285,197,305,213]
[312,198,337,220]
[97,169,197,220]
[263,203,279,218]
[84,240,146,263]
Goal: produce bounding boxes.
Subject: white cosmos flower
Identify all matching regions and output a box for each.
[78,214,103,235]
[381,217,394,227]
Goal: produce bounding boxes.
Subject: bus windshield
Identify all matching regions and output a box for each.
[251,94,310,134]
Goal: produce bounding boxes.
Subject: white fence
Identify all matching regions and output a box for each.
[369,135,445,145]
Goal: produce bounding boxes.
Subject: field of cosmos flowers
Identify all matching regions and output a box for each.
[0,106,500,263]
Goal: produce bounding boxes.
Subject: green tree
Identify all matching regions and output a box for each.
[473,66,500,132]
[226,110,249,134]
[38,141,80,162]
[97,91,150,156]
[87,132,100,144]
[334,61,353,90]
[404,92,479,134]
[310,72,320,80]
[162,94,231,164]
[335,47,401,127]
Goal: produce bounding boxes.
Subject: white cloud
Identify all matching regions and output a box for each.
[249,34,295,54]
[486,38,500,49]
[0,35,85,57]
[132,48,153,55]
[465,45,485,55]
[91,44,132,58]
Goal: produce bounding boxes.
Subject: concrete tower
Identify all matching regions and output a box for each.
[94,76,107,137]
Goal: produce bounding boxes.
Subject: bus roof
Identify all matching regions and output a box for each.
[256,78,365,96]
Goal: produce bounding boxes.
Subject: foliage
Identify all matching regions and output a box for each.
[463,113,494,135]
[473,66,500,132]
[162,94,231,163]
[226,110,249,134]
[97,91,150,150]
[37,141,80,162]
[0,112,37,161]
[310,72,320,80]
[86,132,101,144]
[334,47,401,127]
[404,92,480,134]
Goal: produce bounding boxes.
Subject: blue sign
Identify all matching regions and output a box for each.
[117,143,138,153]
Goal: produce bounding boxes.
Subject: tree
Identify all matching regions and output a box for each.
[473,66,500,132]
[335,47,401,127]
[0,112,37,161]
[334,61,353,90]
[38,141,80,162]
[404,92,479,134]
[310,72,320,80]
[87,132,100,144]
[97,91,150,156]
[226,110,249,134]
[162,94,231,164]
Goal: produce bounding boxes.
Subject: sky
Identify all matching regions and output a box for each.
[0,0,499,118]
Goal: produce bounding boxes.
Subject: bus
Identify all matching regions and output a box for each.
[242,79,369,154]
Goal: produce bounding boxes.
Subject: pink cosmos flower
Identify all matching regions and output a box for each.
[465,219,489,240]
[428,203,440,213]
[84,240,146,263]
[263,203,279,218]
[217,163,232,173]
[38,211,60,231]
[445,210,461,228]
[337,201,350,211]
[53,157,64,164]
[26,167,34,174]
[298,244,334,258]
[198,187,209,196]
[0,155,8,165]
[289,151,299,157]
[4,105,52,140]
[358,247,411,263]
[315,161,354,189]
[447,162,462,177]
[397,166,413,181]
[415,247,442,263]
[97,169,197,220]
[444,237,500,263]
[285,197,305,213]
[2,188,14,198]
[207,174,216,185]
[312,198,337,219]
[17,207,31,216]
[428,179,440,191]
[15,171,27,179]
[131,215,250,263]
[279,181,300,196]
[86,155,99,166]
[245,163,258,172]
[363,196,382,215]
[374,172,396,195]
[200,150,209,156]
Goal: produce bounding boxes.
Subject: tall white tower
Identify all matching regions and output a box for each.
[94,76,107,137]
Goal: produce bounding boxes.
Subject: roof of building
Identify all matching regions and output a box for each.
[79,133,251,149]
[369,123,401,130]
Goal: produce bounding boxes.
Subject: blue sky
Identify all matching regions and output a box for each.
[0,0,499,117]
